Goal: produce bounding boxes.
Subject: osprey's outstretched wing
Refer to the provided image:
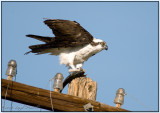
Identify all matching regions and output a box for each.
[26,19,94,55]
[44,19,93,45]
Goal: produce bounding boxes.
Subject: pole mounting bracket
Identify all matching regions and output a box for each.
[83,103,94,112]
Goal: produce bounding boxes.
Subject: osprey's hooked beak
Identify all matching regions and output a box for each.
[105,45,108,50]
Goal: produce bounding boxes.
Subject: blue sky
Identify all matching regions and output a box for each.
[2,1,158,111]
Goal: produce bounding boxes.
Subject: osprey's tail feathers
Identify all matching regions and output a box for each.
[26,34,54,43]
[25,43,51,55]
[25,43,62,55]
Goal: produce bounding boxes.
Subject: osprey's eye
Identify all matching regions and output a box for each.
[100,42,105,46]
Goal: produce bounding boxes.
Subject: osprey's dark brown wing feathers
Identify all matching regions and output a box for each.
[44,19,93,42]
[25,19,94,55]
[26,35,53,43]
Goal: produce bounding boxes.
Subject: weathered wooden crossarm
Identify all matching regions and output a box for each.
[2,79,129,112]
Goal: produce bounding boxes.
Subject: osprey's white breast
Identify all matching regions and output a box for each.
[74,44,103,64]
[59,43,104,67]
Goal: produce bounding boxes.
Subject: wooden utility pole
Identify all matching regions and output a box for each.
[2,79,129,112]
[68,77,97,101]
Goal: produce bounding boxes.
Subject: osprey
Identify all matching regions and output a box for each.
[26,19,108,73]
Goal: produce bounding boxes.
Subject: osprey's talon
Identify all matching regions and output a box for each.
[69,68,84,73]
[78,68,85,73]
[69,68,85,75]
[69,69,78,73]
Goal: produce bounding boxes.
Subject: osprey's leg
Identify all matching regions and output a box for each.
[69,64,76,73]
[76,63,85,72]
[76,63,83,69]
[68,54,77,73]
[68,55,83,73]
[69,66,80,73]
[69,64,84,73]
[68,63,80,73]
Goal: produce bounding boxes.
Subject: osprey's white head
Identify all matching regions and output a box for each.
[92,38,108,50]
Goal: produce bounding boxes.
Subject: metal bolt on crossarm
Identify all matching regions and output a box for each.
[5,60,17,81]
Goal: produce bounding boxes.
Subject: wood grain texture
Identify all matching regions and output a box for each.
[68,77,97,101]
[1,79,129,112]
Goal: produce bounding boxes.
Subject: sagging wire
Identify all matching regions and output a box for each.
[45,77,55,111]
[127,93,153,111]
[2,76,16,111]
[10,76,17,111]
[50,79,54,111]
[2,80,10,111]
